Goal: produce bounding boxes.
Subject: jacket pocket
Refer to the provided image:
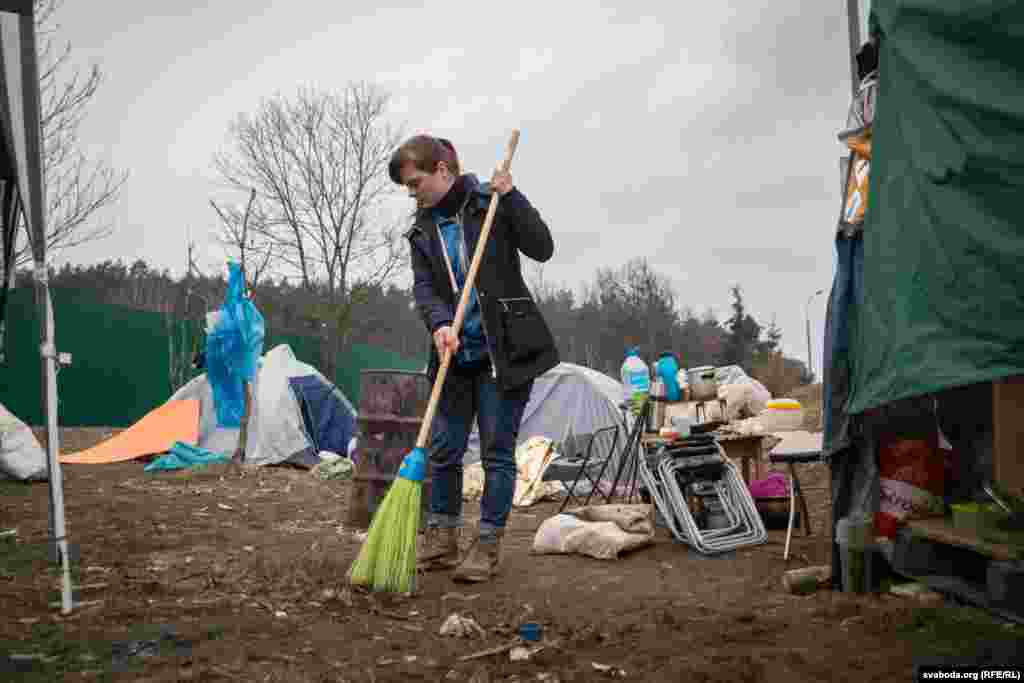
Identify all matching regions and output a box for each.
[498,296,550,363]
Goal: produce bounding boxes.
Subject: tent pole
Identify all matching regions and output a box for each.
[846,0,862,98]
[20,11,73,616]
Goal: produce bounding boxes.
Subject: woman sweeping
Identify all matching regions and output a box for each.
[390,134,559,583]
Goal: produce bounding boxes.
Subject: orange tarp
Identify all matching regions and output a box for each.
[60,400,200,465]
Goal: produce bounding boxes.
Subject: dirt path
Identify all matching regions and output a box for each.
[1,429,1018,681]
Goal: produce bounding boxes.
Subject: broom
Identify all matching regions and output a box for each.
[347,130,522,593]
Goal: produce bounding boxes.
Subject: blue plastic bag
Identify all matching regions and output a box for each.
[206,262,265,427]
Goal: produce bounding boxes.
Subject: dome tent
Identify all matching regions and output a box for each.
[465,362,631,466]
[168,344,356,467]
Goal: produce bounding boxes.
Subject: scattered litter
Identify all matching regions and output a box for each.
[0,529,17,538]
[592,662,627,677]
[890,582,944,604]
[274,610,288,618]
[519,622,543,642]
[404,655,418,663]
[8,653,58,664]
[440,614,487,638]
[442,592,481,601]
[378,657,396,665]
[510,645,545,662]
[458,640,521,662]
[373,607,413,621]
[49,599,102,610]
[311,454,354,481]
[18,618,38,625]
[217,503,234,511]
[782,566,832,596]
[243,546,255,552]
[510,646,532,662]
[111,626,192,671]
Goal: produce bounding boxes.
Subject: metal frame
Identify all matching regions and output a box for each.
[556,424,622,512]
[0,4,73,613]
[638,438,767,555]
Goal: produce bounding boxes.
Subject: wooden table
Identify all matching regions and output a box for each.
[715,433,777,484]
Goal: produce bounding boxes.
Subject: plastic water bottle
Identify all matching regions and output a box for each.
[620,347,651,408]
[655,352,681,402]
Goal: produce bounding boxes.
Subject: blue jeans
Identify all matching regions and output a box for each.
[428,363,533,538]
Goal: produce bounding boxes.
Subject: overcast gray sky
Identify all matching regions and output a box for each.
[50,1,857,371]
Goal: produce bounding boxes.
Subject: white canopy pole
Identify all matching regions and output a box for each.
[18,9,73,615]
[846,0,862,98]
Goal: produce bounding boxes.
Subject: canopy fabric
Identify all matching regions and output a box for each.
[848,1,1024,414]
[0,6,42,261]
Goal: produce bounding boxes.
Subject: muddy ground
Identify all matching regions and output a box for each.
[1,428,1021,682]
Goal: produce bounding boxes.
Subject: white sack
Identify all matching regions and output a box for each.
[0,403,47,481]
[532,504,655,559]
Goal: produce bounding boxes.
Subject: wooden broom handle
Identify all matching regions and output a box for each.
[415,130,521,449]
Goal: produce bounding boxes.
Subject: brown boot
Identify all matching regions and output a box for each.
[418,527,460,570]
[452,533,503,583]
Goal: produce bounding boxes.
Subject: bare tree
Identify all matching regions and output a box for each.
[212,82,404,371]
[210,187,274,290]
[213,83,403,296]
[15,0,127,266]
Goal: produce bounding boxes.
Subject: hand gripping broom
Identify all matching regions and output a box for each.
[347,130,521,593]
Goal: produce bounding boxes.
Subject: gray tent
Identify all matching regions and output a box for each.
[465,362,631,468]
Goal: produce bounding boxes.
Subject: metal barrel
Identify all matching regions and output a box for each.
[348,369,433,529]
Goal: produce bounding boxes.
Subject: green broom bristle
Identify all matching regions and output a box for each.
[348,448,426,594]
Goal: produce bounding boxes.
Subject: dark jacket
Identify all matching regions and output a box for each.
[405,174,559,391]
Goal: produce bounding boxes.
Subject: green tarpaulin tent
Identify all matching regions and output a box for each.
[848,1,1024,414]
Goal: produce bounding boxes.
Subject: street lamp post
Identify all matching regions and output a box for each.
[805,289,825,381]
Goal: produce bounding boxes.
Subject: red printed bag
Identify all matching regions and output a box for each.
[876,435,945,538]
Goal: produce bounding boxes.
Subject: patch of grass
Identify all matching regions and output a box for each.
[0,621,222,681]
[0,622,112,682]
[898,606,1021,658]
[0,536,48,579]
[0,479,33,496]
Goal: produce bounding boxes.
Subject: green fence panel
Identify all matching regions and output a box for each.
[1,287,425,427]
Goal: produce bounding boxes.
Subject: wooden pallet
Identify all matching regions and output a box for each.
[907,517,1023,562]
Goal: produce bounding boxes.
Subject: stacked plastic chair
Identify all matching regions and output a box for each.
[638,433,767,554]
